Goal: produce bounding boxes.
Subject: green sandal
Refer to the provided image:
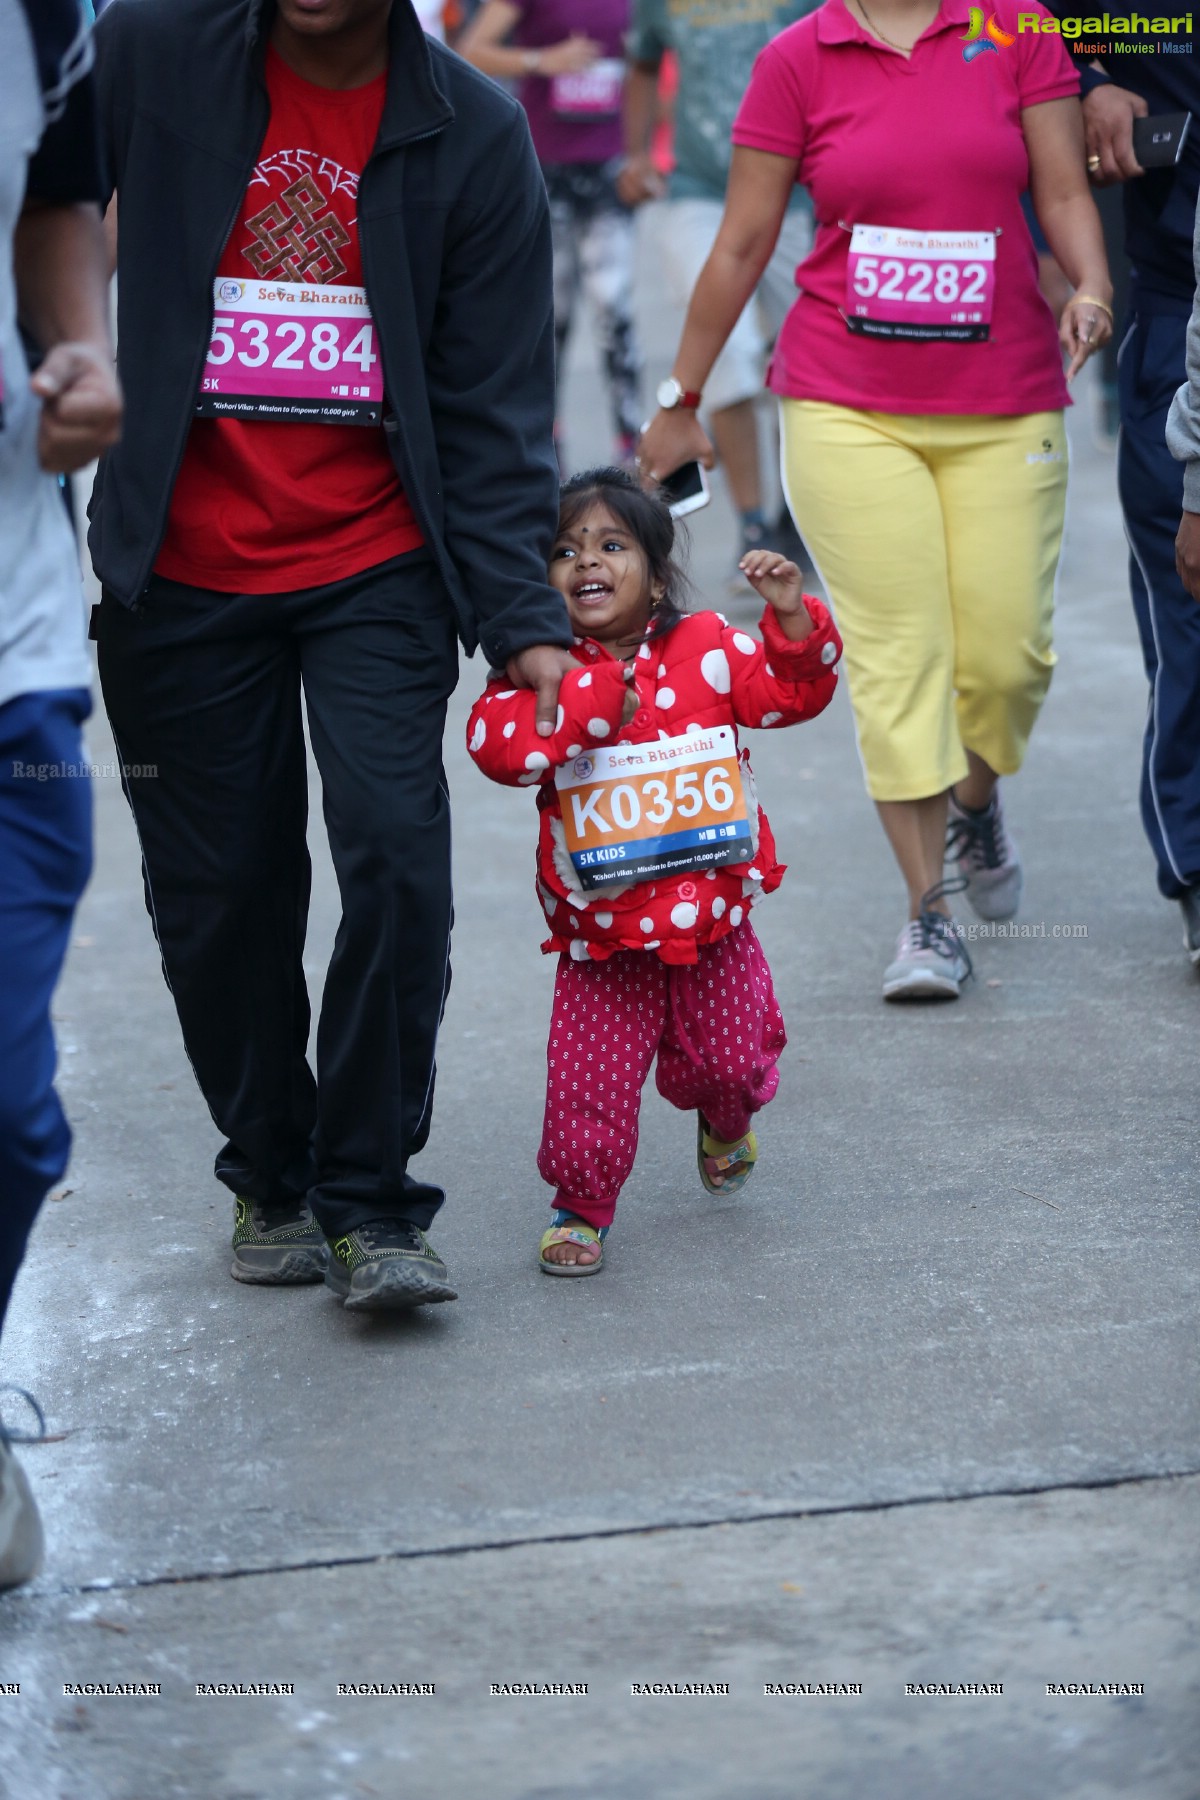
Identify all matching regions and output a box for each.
[697,1114,758,1196]
[538,1212,608,1276]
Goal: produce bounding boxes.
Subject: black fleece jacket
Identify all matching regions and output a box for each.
[88,0,573,665]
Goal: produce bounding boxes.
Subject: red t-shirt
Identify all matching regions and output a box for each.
[731,0,1079,417]
[156,48,423,593]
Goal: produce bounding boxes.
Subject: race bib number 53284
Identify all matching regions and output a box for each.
[555,727,752,890]
[845,225,996,343]
[197,278,383,425]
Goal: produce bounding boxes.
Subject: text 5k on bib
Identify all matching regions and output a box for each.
[555,727,753,891]
[198,278,383,425]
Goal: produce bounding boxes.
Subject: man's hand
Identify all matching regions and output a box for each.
[615,153,664,209]
[1083,82,1148,185]
[1176,511,1200,601]
[507,644,577,737]
[538,34,601,77]
[31,342,122,474]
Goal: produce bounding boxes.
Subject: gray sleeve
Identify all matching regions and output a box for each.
[1166,189,1200,513]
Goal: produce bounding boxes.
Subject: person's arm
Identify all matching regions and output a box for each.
[719,562,842,732]
[424,109,575,729]
[1023,97,1115,381]
[14,198,121,472]
[457,0,599,82]
[1168,199,1200,601]
[1082,77,1147,185]
[467,661,629,784]
[1039,4,1148,186]
[637,146,796,481]
[616,59,664,207]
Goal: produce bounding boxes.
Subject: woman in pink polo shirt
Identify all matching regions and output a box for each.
[639,0,1113,1002]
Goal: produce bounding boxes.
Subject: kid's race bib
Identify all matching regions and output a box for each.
[555,727,752,891]
[550,59,624,117]
[845,225,996,343]
[197,278,383,425]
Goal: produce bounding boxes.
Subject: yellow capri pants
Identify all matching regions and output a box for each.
[780,399,1068,803]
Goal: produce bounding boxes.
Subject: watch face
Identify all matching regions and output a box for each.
[656,377,681,410]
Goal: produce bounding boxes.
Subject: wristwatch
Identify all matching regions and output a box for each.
[656,376,703,411]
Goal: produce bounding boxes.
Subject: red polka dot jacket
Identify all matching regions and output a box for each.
[466,601,842,964]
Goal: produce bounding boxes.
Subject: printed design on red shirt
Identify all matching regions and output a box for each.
[154,53,425,592]
[244,176,351,283]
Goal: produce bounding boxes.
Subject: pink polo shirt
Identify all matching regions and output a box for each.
[731,0,1079,416]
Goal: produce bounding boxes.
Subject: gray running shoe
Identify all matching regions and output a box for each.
[946,787,1023,922]
[1181,888,1200,968]
[883,885,973,1002]
[231,1195,327,1285]
[0,1390,46,1593]
[325,1219,458,1312]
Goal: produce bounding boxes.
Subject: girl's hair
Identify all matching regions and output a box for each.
[557,465,690,640]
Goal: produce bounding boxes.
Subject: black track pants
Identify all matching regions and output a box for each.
[97,552,459,1236]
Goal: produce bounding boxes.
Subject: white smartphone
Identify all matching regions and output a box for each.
[659,460,711,519]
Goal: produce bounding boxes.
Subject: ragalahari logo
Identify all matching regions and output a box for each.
[961,8,1016,57]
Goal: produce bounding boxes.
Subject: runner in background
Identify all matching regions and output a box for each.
[1057,5,1200,969]
[620,0,820,586]
[459,0,642,471]
[639,0,1114,1003]
[1,0,121,1591]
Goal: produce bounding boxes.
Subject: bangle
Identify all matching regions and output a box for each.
[1071,294,1114,319]
[522,48,542,74]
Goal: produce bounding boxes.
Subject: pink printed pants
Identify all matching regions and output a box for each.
[538,923,787,1230]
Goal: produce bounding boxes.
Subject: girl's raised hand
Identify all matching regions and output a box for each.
[739,551,814,641]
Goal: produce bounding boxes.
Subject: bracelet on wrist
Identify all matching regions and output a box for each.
[1071,293,1114,319]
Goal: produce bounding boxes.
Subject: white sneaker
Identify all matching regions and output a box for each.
[0,1394,45,1593]
[883,910,971,1002]
[946,787,1023,922]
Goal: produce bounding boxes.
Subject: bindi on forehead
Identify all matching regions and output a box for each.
[573,514,626,539]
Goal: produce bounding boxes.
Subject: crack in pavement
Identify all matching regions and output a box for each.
[22,1463,1198,1603]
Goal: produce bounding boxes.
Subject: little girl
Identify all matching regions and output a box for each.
[467,467,842,1274]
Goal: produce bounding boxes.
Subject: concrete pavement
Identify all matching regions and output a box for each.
[0,210,1197,1797]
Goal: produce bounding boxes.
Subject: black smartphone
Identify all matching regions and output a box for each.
[1132,111,1192,170]
[657,460,711,519]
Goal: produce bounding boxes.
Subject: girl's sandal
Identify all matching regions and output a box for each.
[697,1114,758,1196]
[538,1213,608,1277]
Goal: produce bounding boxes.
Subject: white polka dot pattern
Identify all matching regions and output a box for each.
[535,927,786,1227]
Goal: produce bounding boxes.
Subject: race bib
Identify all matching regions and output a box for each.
[197,278,383,425]
[550,58,624,117]
[555,727,752,891]
[845,225,996,343]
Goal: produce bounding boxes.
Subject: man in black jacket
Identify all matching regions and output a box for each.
[90,0,575,1309]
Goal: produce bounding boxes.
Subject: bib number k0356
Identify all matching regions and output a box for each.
[555,727,752,890]
[197,278,383,424]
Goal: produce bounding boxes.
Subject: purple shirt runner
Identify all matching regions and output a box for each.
[512,0,629,166]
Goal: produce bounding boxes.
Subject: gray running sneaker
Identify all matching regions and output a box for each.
[946,788,1023,922]
[325,1219,458,1312]
[0,1390,46,1593]
[1181,888,1200,968]
[883,893,972,1002]
[231,1194,327,1285]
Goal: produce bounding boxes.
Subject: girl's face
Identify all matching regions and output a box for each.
[549,501,664,652]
